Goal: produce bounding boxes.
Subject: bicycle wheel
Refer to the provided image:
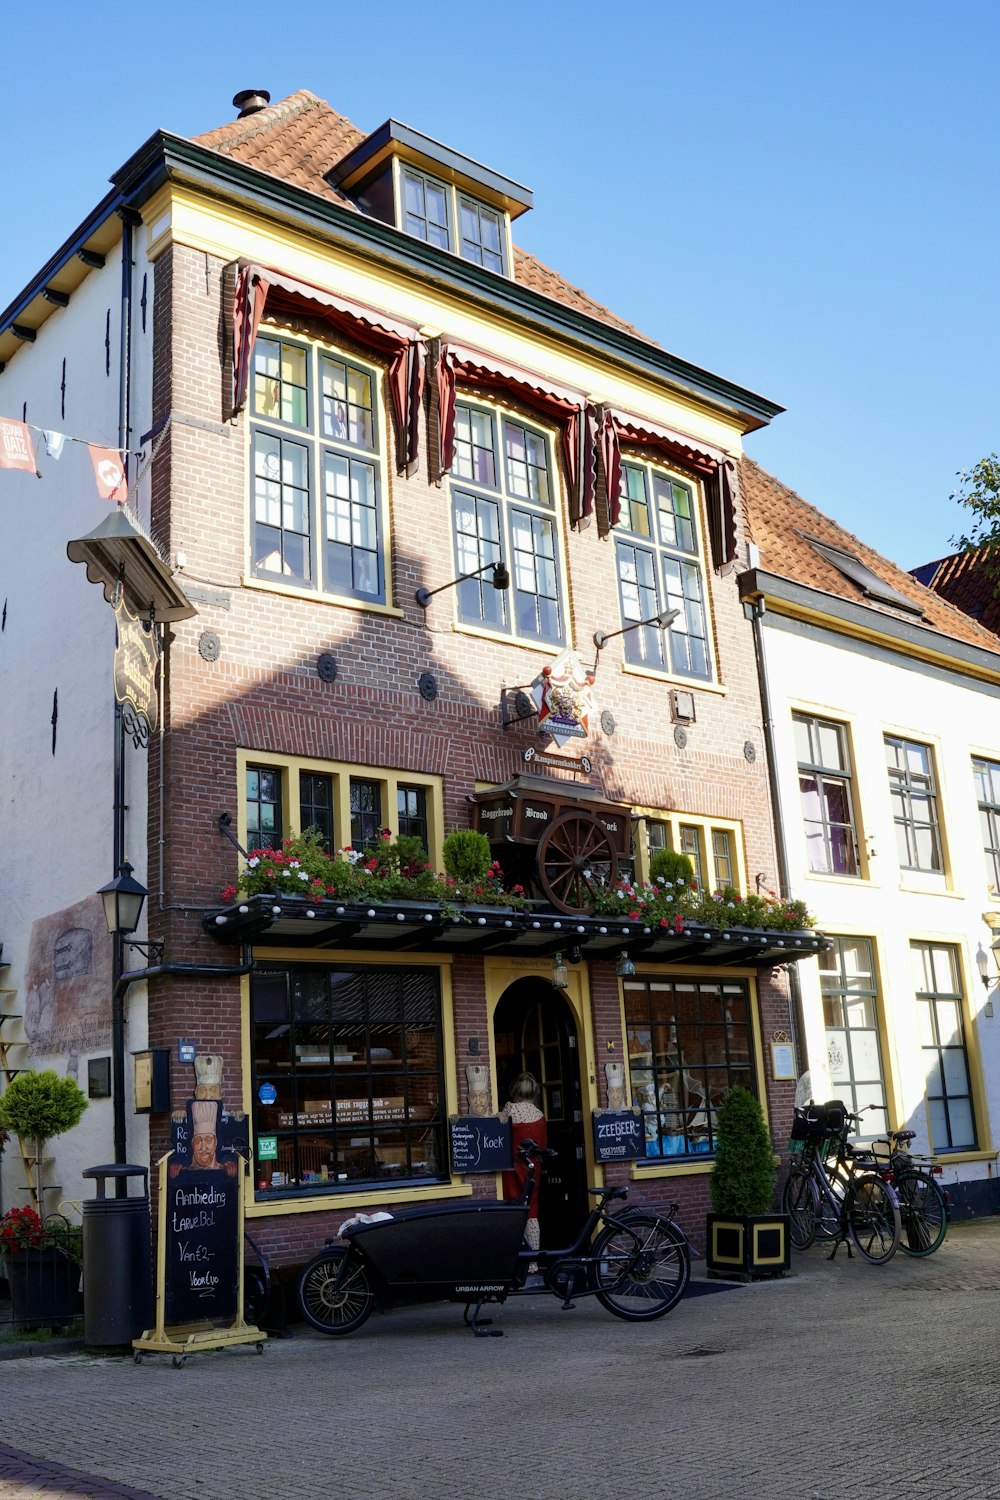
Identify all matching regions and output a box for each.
[846,1174,901,1265]
[895,1169,948,1257]
[782,1164,819,1250]
[297,1248,374,1335]
[593,1214,690,1321]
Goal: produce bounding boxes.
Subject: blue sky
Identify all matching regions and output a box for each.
[2,1,996,571]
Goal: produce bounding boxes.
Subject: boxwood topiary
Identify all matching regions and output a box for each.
[648,847,695,886]
[442,829,492,886]
[710,1084,776,1217]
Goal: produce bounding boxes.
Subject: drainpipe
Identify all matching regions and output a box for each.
[112,947,255,1180]
[747,595,807,1072]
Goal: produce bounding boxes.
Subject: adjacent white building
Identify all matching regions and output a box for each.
[741,459,1000,1213]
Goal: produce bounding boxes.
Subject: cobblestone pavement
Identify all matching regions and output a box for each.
[2,1218,1000,1500]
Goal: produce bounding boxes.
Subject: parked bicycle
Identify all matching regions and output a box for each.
[297,1141,691,1336]
[869,1126,949,1257]
[783,1101,901,1264]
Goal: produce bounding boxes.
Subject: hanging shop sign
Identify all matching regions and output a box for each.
[532,649,595,746]
[113,596,159,732]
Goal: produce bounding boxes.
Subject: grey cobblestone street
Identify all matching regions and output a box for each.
[3,1218,1000,1500]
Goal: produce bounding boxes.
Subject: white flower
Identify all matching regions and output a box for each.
[298,871,309,881]
[248,857,260,869]
[289,860,300,868]
[656,875,665,885]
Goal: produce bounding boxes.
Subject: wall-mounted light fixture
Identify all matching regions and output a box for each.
[616,951,636,979]
[416,558,509,610]
[551,952,569,990]
[594,608,679,652]
[980,912,1000,994]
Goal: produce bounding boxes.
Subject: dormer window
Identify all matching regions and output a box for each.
[328,119,531,281]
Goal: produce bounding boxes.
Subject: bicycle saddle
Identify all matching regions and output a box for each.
[589,1186,627,1200]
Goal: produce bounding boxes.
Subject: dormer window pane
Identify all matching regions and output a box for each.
[403,169,450,248]
[459,198,504,273]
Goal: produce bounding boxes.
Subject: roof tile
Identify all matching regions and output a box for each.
[741,457,1000,654]
[192,92,655,340]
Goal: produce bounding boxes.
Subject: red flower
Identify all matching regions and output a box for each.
[221,884,237,902]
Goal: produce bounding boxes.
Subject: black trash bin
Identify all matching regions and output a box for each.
[82,1164,153,1354]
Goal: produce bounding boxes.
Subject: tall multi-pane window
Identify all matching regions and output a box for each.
[885,736,942,871]
[819,937,886,1135]
[350,779,383,850]
[678,826,704,889]
[397,785,429,851]
[624,977,754,1159]
[793,714,860,876]
[711,830,734,889]
[247,765,282,852]
[299,772,334,852]
[911,942,976,1150]
[251,334,385,602]
[450,403,563,644]
[973,757,1000,891]
[613,461,710,680]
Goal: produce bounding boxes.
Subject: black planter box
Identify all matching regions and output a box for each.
[7,1249,82,1330]
[705,1213,790,1278]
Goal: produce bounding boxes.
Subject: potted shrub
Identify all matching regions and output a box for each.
[705,1085,790,1279]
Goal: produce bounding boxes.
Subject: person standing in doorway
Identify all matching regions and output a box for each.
[500,1072,548,1263]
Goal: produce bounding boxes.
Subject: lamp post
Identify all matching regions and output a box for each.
[98,862,148,1171]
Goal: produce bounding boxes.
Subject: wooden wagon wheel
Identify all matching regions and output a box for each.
[536,811,618,915]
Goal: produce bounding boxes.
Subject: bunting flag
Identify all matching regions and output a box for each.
[88,445,128,502]
[43,430,66,460]
[0,418,38,474]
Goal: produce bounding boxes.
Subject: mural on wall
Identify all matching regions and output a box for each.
[23,894,112,1058]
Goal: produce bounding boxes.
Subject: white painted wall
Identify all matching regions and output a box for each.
[765,612,1000,1193]
[0,228,155,1222]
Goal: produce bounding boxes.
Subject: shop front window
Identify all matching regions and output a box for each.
[624,976,754,1160]
[251,963,447,1196]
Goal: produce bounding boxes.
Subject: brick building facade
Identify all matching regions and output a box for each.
[0,89,824,1272]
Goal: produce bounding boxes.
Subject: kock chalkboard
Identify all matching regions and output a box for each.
[449,1115,513,1173]
[593,1109,646,1162]
[164,1171,239,1324]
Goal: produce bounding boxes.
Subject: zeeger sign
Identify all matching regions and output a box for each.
[114,597,159,732]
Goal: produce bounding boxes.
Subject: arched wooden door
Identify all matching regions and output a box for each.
[493,978,588,1247]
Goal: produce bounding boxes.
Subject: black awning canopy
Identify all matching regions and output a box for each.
[203,895,828,968]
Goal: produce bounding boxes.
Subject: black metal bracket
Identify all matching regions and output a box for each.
[124,938,165,963]
[218,811,251,860]
[500,685,538,730]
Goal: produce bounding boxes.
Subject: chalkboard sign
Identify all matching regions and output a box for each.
[593,1109,645,1162]
[164,1171,239,1323]
[165,1096,244,1323]
[449,1115,512,1173]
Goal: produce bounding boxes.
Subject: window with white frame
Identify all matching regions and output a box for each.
[972,757,1000,891]
[911,941,977,1151]
[819,937,887,1136]
[450,401,564,644]
[794,713,861,876]
[885,736,942,872]
[613,460,711,680]
[250,333,386,602]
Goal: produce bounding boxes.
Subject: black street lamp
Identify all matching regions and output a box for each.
[98,861,147,939]
[98,862,149,1173]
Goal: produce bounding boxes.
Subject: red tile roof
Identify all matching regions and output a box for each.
[741,457,1000,654]
[912,547,1000,635]
[192,91,653,342]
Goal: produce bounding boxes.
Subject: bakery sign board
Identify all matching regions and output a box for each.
[114,596,159,731]
[531,649,595,747]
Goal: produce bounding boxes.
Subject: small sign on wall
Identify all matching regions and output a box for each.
[593,1109,645,1162]
[770,1041,797,1081]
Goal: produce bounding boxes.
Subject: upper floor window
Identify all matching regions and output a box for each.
[625,812,744,894]
[251,334,386,603]
[450,402,564,645]
[885,736,941,872]
[400,167,508,275]
[793,714,860,876]
[973,757,1000,892]
[613,461,710,680]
